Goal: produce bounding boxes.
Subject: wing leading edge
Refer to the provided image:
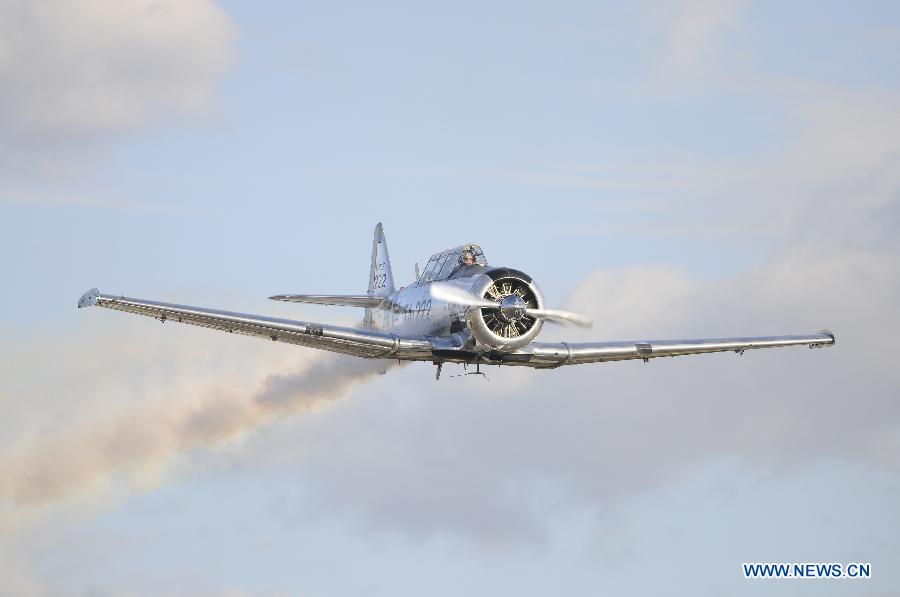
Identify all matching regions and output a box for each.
[77,288,431,360]
[517,331,835,368]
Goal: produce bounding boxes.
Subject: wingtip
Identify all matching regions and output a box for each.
[809,329,835,349]
[374,222,384,241]
[78,288,100,308]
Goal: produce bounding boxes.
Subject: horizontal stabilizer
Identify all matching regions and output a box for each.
[269,294,384,308]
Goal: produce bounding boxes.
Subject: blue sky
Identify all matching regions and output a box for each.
[2,1,899,595]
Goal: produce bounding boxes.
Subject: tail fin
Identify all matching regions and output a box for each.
[365,223,394,325]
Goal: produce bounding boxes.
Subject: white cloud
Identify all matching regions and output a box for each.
[0,0,234,180]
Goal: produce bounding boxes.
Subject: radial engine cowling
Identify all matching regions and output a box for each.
[466,270,544,351]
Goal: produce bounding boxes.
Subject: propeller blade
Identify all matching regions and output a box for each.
[431,282,593,328]
[429,283,499,309]
[524,308,593,328]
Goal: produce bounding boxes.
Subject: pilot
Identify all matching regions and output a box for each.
[461,250,477,266]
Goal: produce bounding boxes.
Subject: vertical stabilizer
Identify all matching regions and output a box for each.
[364,223,395,325]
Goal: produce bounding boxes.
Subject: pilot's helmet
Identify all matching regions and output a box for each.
[461,250,476,265]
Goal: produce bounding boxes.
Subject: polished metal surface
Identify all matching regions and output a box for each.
[79,222,835,373]
[499,294,527,322]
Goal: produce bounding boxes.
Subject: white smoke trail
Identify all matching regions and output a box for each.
[0,351,394,508]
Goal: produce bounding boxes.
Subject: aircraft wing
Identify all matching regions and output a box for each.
[77,288,431,360]
[517,331,835,368]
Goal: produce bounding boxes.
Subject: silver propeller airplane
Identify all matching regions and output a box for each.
[79,223,834,378]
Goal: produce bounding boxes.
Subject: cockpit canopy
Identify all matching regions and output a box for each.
[418,243,487,283]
